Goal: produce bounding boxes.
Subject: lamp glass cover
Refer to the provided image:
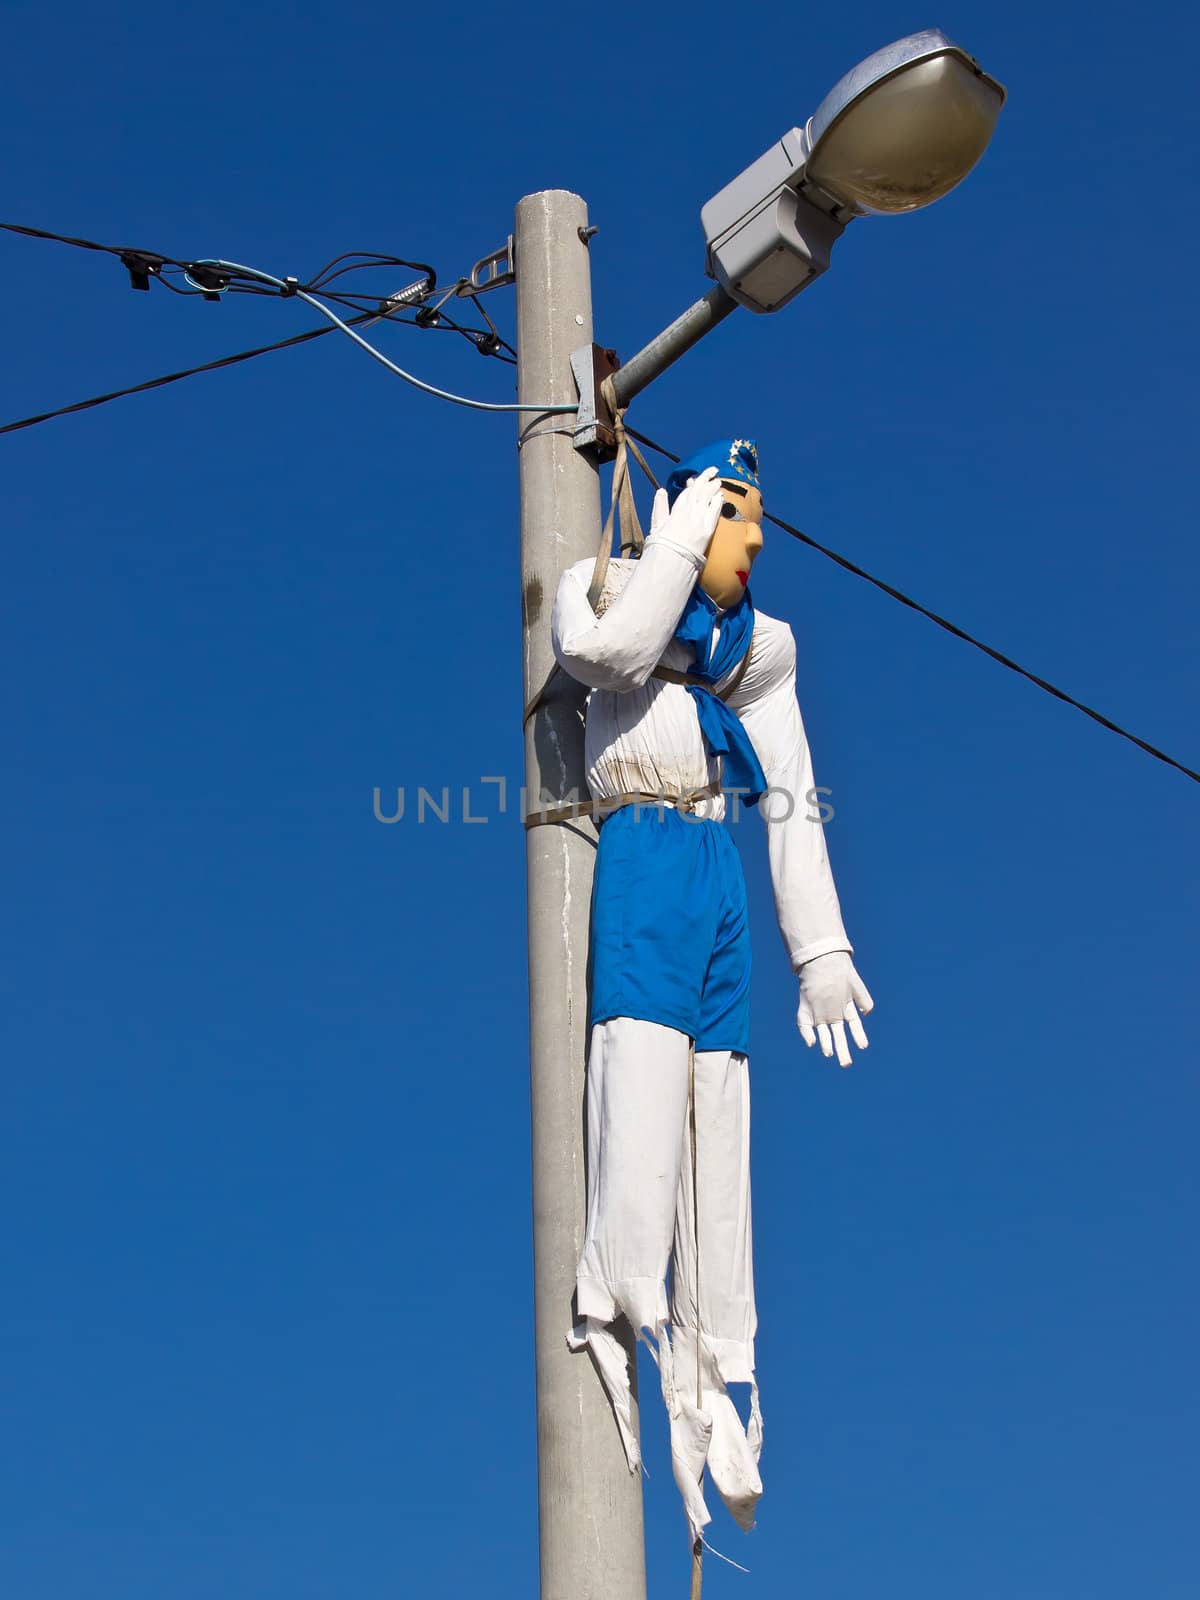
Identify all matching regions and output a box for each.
[806,52,1003,214]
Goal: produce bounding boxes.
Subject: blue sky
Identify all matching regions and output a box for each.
[2,3,1197,1596]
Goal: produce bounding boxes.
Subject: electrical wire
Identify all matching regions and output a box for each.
[430,295,518,365]
[467,290,518,359]
[306,250,436,291]
[1,219,181,263]
[309,282,517,363]
[191,257,571,413]
[0,319,363,436]
[623,423,1200,786]
[0,219,512,362]
[0,302,497,436]
[1,219,535,395]
[0,298,520,438]
[0,224,528,430]
[6,219,1189,780]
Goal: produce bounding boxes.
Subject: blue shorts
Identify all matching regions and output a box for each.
[590,803,751,1054]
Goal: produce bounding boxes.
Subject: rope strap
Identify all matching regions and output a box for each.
[586,402,651,608]
[523,781,720,829]
[523,406,675,730]
[651,645,753,704]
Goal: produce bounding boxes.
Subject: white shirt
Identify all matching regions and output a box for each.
[551,531,853,972]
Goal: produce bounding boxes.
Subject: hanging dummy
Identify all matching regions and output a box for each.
[550,437,874,1556]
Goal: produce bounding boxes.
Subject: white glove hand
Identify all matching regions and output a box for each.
[647,465,724,562]
[797,951,874,1068]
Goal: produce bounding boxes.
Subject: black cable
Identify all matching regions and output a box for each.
[0,292,526,439]
[468,291,518,359]
[624,423,1200,786]
[1,216,514,363]
[19,218,1177,782]
[0,295,526,439]
[1,220,439,309]
[0,320,364,436]
[1,219,181,265]
[152,272,214,298]
[317,288,516,362]
[0,213,522,436]
[438,298,518,364]
[308,252,435,293]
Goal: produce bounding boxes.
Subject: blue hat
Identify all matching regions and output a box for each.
[665,438,760,507]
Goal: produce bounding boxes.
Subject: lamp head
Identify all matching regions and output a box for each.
[802,31,1006,215]
[701,29,1006,313]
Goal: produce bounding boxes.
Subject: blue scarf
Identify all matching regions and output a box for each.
[672,587,766,806]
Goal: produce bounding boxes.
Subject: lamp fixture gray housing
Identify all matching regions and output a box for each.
[701,29,1006,314]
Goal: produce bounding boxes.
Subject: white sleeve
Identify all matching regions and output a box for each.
[550,534,704,693]
[735,622,854,971]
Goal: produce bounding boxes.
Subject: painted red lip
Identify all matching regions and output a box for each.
[736,570,749,585]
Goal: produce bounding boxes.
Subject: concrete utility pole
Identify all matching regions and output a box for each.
[514,190,648,1600]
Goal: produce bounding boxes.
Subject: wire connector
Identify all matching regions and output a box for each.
[183,263,229,302]
[120,250,164,292]
[281,276,300,298]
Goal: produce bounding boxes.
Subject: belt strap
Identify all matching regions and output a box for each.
[651,646,752,703]
[524,781,721,830]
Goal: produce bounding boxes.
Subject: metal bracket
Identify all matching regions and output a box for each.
[570,343,621,461]
[465,237,515,294]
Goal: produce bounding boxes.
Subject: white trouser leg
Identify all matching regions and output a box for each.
[575,1017,692,1334]
[671,1048,763,1532]
[569,1018,696,1500]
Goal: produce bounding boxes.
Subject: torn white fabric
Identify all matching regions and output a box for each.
[570,1018,763,1547]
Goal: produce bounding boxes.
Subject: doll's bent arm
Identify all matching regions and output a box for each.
[551,471,724,693]
[551,539,702,692]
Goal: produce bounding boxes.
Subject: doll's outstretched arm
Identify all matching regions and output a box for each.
[735,618,874,1067]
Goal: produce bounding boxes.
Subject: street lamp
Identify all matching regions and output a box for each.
[580,28,1005,432]
[701,29,1006,314]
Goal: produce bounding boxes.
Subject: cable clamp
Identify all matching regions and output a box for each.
[280,276,299,298]
[413,280,463,330]
[120,250,164,292]
[183,263,229,302]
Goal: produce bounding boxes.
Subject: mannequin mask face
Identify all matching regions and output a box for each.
[700,482,764,609]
